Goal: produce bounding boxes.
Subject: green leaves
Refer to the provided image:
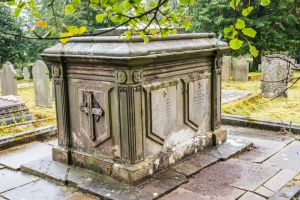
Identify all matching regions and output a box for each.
[229,38,243,50]
[96,14,105,23]
[230,0,240,9]
[250,46,258,57]
[65,4,75,14]
[72,0,81,7]
[149,1,158,7]
[242,6,254,17]
[13,1,25,17]
[224,25,237,39]
[261,0,271,6]
[182,20,191,30]
[179,0,194,5]
[242,28,256,38]
[235,19,245,29]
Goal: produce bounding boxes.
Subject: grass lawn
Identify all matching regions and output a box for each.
[222,72,300,124]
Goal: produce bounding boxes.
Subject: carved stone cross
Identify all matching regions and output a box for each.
[80,91,103,140]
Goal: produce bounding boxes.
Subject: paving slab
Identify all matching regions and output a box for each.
[270,183,300,200]
[254,186,275,198]
[238,191,266,200]
[77,168,188,200]
[64,192,99,200]
[203,136,253,161]
[136,169,188,199]
[263,169,298,192]
[235,138,290,163]
[225,126,294,163]
[229,159,280,191]
[171,153,218,177]
[225,125,294,142]
[180,159,252,200]
[1,179,77,200]
[0,142,52,170]
[21,156,69,185]
[264,141,300,172]
[0,168,39,193]
[160,188,211,200]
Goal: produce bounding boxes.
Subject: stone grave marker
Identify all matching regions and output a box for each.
[32,60,52,108]
[0,95,32,125]
[40,27,229,185]
[23,67,30,80]
[261,55,293,98]
[222,56,231,81]
[1,62,17,96]
[232,58,249,81]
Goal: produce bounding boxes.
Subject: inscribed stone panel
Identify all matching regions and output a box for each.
[188,79,209,127]
[151,86,177,140]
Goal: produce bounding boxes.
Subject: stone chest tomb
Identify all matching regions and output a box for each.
[41,28,229,185]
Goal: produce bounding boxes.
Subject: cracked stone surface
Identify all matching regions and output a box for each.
[0,168,39,193]
[171,153,218,177]
[1,179,77,200]
[263,169,298,192]
[255,186,275,198]
[0,142,52,170]
[203,136,253,161]
[239,191,266,200]
[264,141,300,172]
[21,156,69,184]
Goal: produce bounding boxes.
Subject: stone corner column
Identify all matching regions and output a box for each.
[51,64,72,165]
[211,56,227,146]
[117,69,144,164]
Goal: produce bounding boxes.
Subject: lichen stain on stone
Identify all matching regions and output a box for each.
[148,168,153,175]
[169,156,175,164]
[112,145,120,158]
[164,128,195,148]
[154,158,160,169]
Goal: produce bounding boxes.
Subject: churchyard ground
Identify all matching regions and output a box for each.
[222,72,300,124]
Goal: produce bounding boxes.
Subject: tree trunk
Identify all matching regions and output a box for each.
[252,50,262,72]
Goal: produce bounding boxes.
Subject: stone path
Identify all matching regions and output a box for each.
[0,126,299,200]
[222,89,252,103]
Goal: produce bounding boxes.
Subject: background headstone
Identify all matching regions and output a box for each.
[23,67,30,80]
[32,60,52,108]
[258,64,262,72]
[261,55,293,98]
[1,62,17,96]
[222,56,231,81]
[232,58,249,81]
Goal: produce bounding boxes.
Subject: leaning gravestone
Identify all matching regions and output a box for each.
[232,58,249,81]
[32,60,52,108]
[1,62,17,96]
[23,67,30,80]
[261,55,293,98]
[222,56,231,81]
[38,27,229,185]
